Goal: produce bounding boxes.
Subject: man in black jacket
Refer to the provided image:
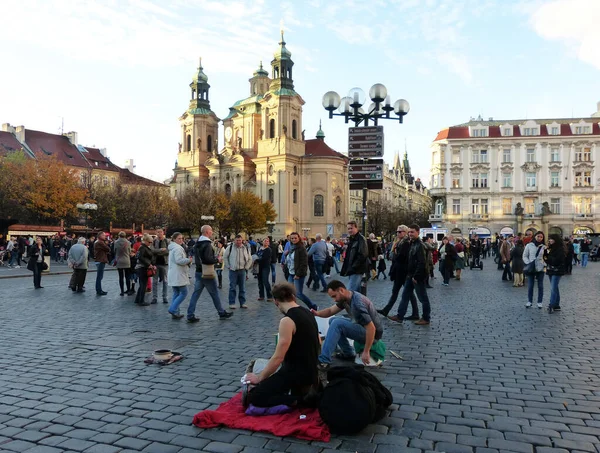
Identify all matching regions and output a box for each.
[376,225,418,319]
[188,225,233,322]
[388,224,431,325]
[340,221,369,292]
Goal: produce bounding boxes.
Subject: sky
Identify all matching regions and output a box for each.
[1,0,599,185]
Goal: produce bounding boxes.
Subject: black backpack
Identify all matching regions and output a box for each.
[318,365,392,434]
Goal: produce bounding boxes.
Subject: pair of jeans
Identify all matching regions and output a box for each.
[443,264,452,284]
[135,268,149,304]
[318,317,366,364]
[331,257,340,274]
[152,265,168,301]
[228,269,247,307]
[347,273,362,292]
[189,272,225,318]
[380,275,418,317]
[118,268,131,293]
[502,262,513,281]
[397,277,430,322]
[95,262,106,293]
[258,267,272,299]
[270,263,276,284]
[33,262,43,288]
[169,285,189,315]
[581,252,589,267]
[287,275,316,310]
[313,260,328,290]
[527,271,544,303]
[548,274,561,308]
[9,251,18,266]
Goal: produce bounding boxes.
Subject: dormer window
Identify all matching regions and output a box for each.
[522,127,538,136]
[575,126,591,134]
[95,161,98,166]
[549,126,559,135]
[471,128,488,137]
[504,128,511,136]
[500,124,513,137]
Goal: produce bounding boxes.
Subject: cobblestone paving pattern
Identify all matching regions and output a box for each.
[0,260,599,453]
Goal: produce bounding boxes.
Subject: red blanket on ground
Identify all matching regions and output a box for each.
[192,392,330,442]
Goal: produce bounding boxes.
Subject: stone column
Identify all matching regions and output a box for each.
[517,215,523,234]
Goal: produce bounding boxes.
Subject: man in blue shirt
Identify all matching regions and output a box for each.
[307,233,328,292]
[312,279,383,369]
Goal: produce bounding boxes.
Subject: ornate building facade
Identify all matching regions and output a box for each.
[171,34,349,237]
[428,103,600,238]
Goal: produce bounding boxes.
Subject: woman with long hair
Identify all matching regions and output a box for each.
[27,236,47,289]
[544,234,567,313]
[510,239,525,287]
[134,234,155,306]
[523,231,546,309]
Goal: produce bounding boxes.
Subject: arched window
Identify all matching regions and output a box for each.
[186,134,191,152]
[274,66,280,78]
[292,120,297,139]
[269,119,275,138]
[225,184,232,198]
[207,135,212,153]
[435,199,444,216]
[111,177,116,188]
[314,195,324,217]
[102,176,107,186]
[269,188,274,203]
[293,189,297,204]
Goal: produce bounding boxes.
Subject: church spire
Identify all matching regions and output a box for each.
[189,57,211,113]
[316,120,325,140]
[270,31,294,92]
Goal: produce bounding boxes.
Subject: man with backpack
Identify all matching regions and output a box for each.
[312,279,384,370]
[224,235,253,309]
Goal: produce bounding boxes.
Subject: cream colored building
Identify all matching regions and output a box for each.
[171,34,349,237]
[349,151,431,230]
[428,103,600,238]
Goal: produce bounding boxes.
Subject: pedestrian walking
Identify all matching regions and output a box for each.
[510,239,525,287]
[214,240,225,289]
[580,239,591,268]
[500,236,513,281]
[134,234,156,306]
[307,233,328,292]
[544,234,566,314]
[152,228,169,304]
[167,232,193,319]
[376,254,387,279]
[286,232,317,310]
[68,237,89,292]
[114,232,133,296]
[257,238,274,301]
[188,225,233,321]
[523,231,546,309]
[224,235,253,309]
[93,232,110,296]
[340,221,369,292]
[454,239,465,281]
[27,237,47,289]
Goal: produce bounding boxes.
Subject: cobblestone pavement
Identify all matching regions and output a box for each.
[0,259,599,453]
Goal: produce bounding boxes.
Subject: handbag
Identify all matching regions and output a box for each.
[524,246,542,274]
[147,265,156,277]
[42,261,49,271]
[201,264,216,279]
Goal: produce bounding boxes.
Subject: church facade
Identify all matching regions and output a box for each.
[171,34,349,238]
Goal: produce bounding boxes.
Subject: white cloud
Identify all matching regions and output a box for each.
[530,0,600,71]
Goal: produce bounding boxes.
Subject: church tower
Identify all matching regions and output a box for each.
[256,32,305,158]
[249,62,270,96]
[174,58,220,191]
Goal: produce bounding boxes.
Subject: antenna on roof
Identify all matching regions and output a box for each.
[58,117,64,135]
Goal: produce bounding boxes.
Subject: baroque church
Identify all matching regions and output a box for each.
[171,33,349,238]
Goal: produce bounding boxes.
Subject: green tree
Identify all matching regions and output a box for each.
[224,191,277,236]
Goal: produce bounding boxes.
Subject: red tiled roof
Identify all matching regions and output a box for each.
[83,147,120,172]
[0,131,28,157]
[304,139,347,160]
[119,168,166,187]
[24,130,90,168]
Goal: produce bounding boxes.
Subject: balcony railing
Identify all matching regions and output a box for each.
[525,186,538,192]
[573,213,594,220]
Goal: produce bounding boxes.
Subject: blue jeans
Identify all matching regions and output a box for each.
[548,274,561,308]
[332,257,340,274]
[270,263,276,284]
[9,251,18,266]
[189,272,225,318]
[314,260,328,290]
[581,252,589,267]
[397,277,431,321]
[228,269,247,307]
[152,265,168,301]
[258,267,272,298]
[318,317,366,364]
[527,271,544,303]
[347,273,362,292]
[168,285,189,315]
[95,262,106,293]
[287,275,316,310]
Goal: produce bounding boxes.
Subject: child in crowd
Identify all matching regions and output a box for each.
[376,254,387,280]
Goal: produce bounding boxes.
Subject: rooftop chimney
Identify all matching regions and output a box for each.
[65,131,78,145]
[15,125,25,144]
[2,123,15,134]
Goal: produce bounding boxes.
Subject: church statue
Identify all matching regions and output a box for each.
[197,137,202,151]
[541,201,552,216]
[237,137,242,149]
[260,129,264,139]
[514,202,524,216]
[301,129,305,141]
[212,141,218,158]
[282,125,287,136]
[178,142,182,153]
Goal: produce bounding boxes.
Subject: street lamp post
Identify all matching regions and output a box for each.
[266,221,276,234]
[322,85,409,233]
[76,203,98,237]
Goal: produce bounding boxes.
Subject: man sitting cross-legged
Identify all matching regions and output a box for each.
[312,280,384,370]
[246,283,321,407]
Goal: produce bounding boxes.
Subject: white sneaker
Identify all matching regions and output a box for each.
[325,274,330,278]
[14,265,20,268]
[537,303,543,309]
[525,302,532,308]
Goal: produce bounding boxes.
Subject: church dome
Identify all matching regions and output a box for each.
[193,58,208,83]
[273,31,292,60]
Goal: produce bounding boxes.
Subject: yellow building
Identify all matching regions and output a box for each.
[172,34,349,237]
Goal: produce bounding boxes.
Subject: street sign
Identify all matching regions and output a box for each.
[350,181,384,190]
[348,142,383,150]
[349,159,384,173]
[349,126,383,135]
[349,172,383,181]
[348,149,383,158]
[348,126,384,158]
[348,134,383,142]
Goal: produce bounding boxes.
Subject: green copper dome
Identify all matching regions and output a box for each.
[316,120,325,139]
[193,57,208,83]
[253,61,269,77]
[274,30,292,60]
